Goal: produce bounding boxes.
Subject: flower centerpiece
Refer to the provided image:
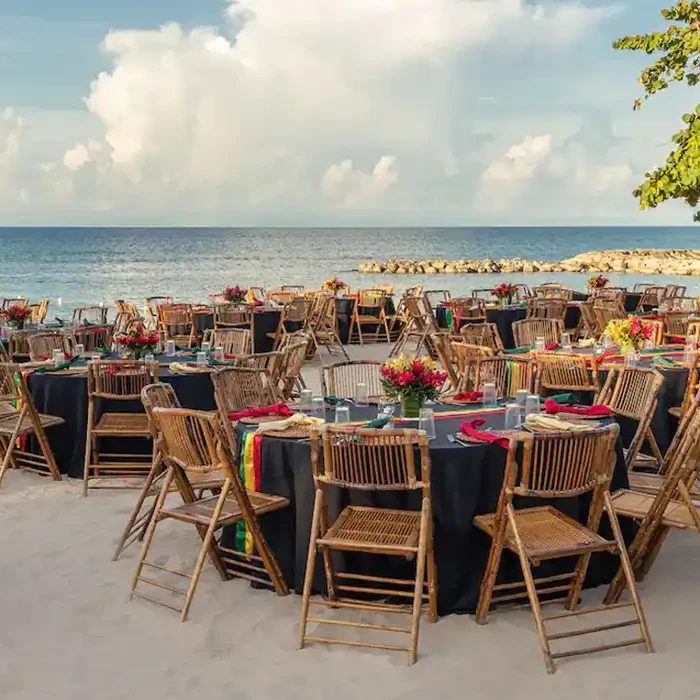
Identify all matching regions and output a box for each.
[604,315,653,353]
[323,276,347,295]
[223,285,248,305]
[1,304,31,330]
[380,355,447,418]
[588,274,608,291]
[491,282,517,307]
[115,321,160,360]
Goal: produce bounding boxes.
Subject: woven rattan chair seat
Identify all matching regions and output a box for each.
[0,411,64,436]
[160,490,288,525]
[610,488,698,528]
[93,412,151,435]
[628,472,700,499]
[318,505,421,553]
[668,406,682,418]
[474,506,613,560]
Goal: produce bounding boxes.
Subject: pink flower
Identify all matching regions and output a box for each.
[398,370,415,387]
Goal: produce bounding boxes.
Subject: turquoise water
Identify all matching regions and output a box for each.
[0,226,697,314]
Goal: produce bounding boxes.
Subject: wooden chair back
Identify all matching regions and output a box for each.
[321,361,383,399]
[266,290,295,304]
[356,290,386,312]
[424,290,451,306]
[144,296,173,326]
[73,305,108,326]
[211,366,280,415]
[278,338,309,397]
[450,342,493,382]
[86,360,159,400]
[662,284,687,302]
[114,311,137,335]
[457,356,533,397]
[141,383,181,439]
[73,324,113,352]
[459,322,504,351]
[405,285,424,297]
[597,366,664,421]
[210,327,251,356]
[594,304,625,332]
[213,303,252,329]
[637,286,663,309]
[471,289,493,302]
[512,318,563,347]
[2,297,28,310]
[29,299,49,324]
[27,332,72,361]
[449,298,486,329]
[590,287,625,303]
[514,284,531,300]
[310,425,431,492]
[663,311,691,339]
[526,298,566,320]
[534,351,599,395]
[578,300,601,339]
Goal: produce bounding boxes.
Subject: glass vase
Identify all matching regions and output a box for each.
[401,394,423,419]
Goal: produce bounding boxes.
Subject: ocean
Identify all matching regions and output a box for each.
[1,226,697,315]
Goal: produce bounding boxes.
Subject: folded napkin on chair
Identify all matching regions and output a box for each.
[255,413,324,433]
[229,403,293,420]
[453,391,483,401]
[544,400,611,416]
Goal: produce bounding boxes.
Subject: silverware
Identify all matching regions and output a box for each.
[447,434,468,447]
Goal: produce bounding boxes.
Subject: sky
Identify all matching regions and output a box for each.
[0,0,696,226]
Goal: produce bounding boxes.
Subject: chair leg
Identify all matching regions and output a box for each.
[244,504,289,596]
[299,488,323,650]
[604,493,654,653]
[180,482,231,622]
[425,505,438,623]
[506,504,555,674]
[409,498,429,665]
[646,429,664,466]
[475,515,508,625]
[0,408,27,488]
[82,401,94,497]
[32,419,61,481]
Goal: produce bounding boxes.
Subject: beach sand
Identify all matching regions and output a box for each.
[1,345,698,700]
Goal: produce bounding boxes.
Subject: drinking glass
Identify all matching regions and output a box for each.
[214,346,225,362]
[561,332,571,347]
[562,344,573,354]
[594,341,604,356]
[684,343,695,363]
[534,336,545,351]
[335,405,350,424]
[144,353,155,363]
[525,394,540,416]
[504,403,521,430]
[299,389,313,413]
[201,341,211,354]
[644,338,654,350]
[311,397,326,423]
[196,351,208,366]
[481,381,497,408]
[624,347,638,368]
[377,400,395,419]
[52,349,64,368]
[602,334,612,349]
[355,382,369,407]
[75,343,85,356]
[418,408,436,440]
[90,354,101,362]
[165,340,176,356]
[515,389,528,413]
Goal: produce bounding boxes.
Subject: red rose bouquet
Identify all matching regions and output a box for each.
[115,321,160,359]
[223,285,248,304]
[1,304,31,329]
[381,355,447,417]
[492,282,517,305]
[323,277,347,294]
[588,274,608,289]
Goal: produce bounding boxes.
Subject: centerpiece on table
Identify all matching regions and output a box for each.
[1,304,31,330]
[380,355,447,418]
[491,282,517,308]
[588,274,608,292]
[604,315,653,354]
[223,285,248,305]
[115,321,160,360]
[323,276,347,296]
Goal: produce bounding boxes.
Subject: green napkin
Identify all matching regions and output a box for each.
[324,395,340,406]
[644,348,679,355]
[502,345,533,354]
[363,416,391,429]
[654,356,676,366]
[175,345,201,353]
[542,393,576,405]
[34,357,81,374]
[208,357,236,367]
[444,308,454,329]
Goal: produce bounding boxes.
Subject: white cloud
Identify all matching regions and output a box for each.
[575,163,633,192]
[321,156,399,206]
[481,134,553,184]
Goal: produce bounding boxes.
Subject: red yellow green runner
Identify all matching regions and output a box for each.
[236,431,263,553]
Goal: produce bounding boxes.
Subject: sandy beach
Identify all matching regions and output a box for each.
[0,344,698,700]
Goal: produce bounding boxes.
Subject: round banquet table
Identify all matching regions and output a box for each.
[220,403,629,616]
[27,356,216,478]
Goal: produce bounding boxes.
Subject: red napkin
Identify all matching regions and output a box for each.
[38,352,72,361]
[454,391,483,401]
[595,348,618,364]
[668,336,691,345]
[545,342,559,350]
[544,400,612,416]
[459,419,510,448]
[228,403,293,421]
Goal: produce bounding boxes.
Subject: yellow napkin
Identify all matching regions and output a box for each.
[169,362,210,374]
[525,414,591,431]
[578,338,595,348]
[256,413,324,433]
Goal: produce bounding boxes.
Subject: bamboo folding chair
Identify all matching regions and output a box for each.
[526,298,567,321]
[348,290,391,345]
[72,305,108,326]
[205,327,251,356]
[668,352,700,420]
[266,290,295,304]
[423,290,451,307]
[604,396,700,604]
[471,289,494,302]
[578,301,601,340]
[534,351,600,398]
[474,423,653,673]
[114,300,139,315]
[212,303,252,330]
[130,408,289,620]
[83,360,159,495]
[662,284,687,304]
[113,384,226,561]
[456,356,533,397]
[277,338,309,400]
[512,319,563,348]
[7,330,33,361]
[27,332,72,361]
[450,342,494,389]
[144,296,174,328]
[158,304,197,348]
[29,299,49,324]
[595,366,664,471]
[72,324,113,353]
[2,297,28,310]
[211,366,281,416]
[306,293,348,360]
[282,285,305,293]
[113,311,137,336]
[662,311,691,341]
[299,426,437,665]
[514,284,531,300]
[637,286,663,310]
[459,322,504,352]
[320,360,384,399]
[449,298,486,330]
[0,364,64,487]
[590,288,625,304]
[267,298,313,350]
[391,296,438,357]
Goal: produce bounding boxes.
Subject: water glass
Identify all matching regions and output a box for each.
[624,347,638,368]
[377,400,395,419]
[644,338,654,350]
[335,405,350,424]
[561,332,571,347]
[75,343,85,356]
[196,351,208,367]
[515,389,528,412]
[525,394,540,416]
[562,344,573,354]
[534,336,545,351]
[201,341,211,354]
[299,389,314,413]
[52,349,64,368]
[504,403,521,430]
[593,341,604,356]
[418,408,436,440]
[214,346,225,362]
[165,339,176,356]
[311,396,326,423]
[481,381,498,408]
[684,343,695,363]
[144,353,155,363]
[355,382,369,407]
[90,353,101,362]
[602,334,612,349]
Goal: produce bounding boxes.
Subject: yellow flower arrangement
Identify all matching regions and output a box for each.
[604,315,653,351]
